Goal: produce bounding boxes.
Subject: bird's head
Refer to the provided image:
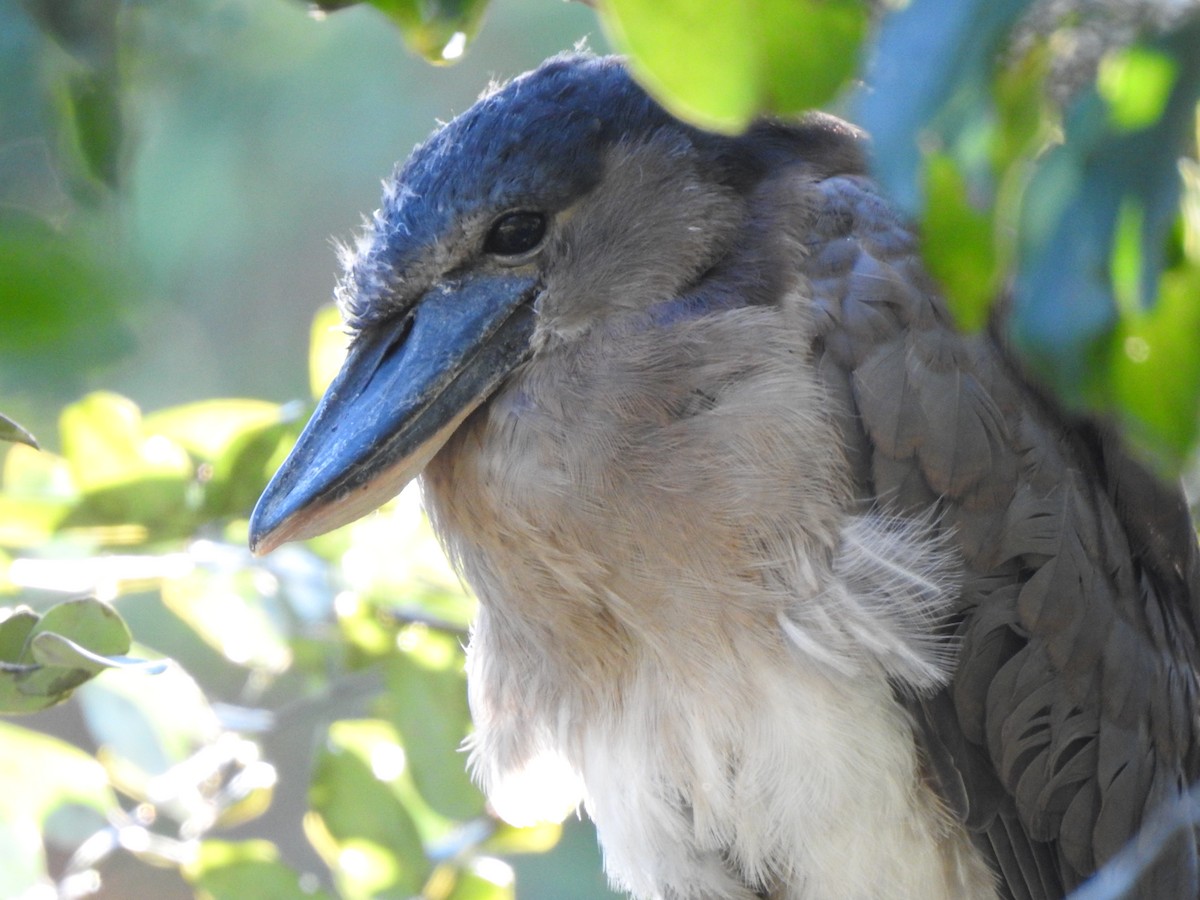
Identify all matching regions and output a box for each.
[249,54,864,554]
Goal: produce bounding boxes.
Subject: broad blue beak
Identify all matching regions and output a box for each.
[249,274,538,554]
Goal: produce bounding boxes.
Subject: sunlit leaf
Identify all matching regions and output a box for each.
[58,392,196,535]
[858,0,1036,213]
[443,860,515,900]
[360,0,489,65]
[1108,261,1200,473]
[183,839,333,900]
[77,660,221,777]
[60,392,191,490]
[1012,21,1200,407]
[309,720,430,898]
[0,721,116,898]
[1098,46,1178,133]
[310,304,349,398]
[146,399,288,463]
[483,821,563,856]
[343,485,474,630]
[921,154,1001,331]
[162,567,292,673]
[601,0,866,134]
[378,629,482,821]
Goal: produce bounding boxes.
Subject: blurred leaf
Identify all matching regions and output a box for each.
[0,607,39,660]
[64,69,125,189]
[1108,260,1200,471]
[2,442,74,497]
[442,861,514,900]
[145,398,299,518]
[1012,21,1200,411]
[1098,45,1177,133]
[58,392,195,536]
[378,628,483,821]
[0,596,131,712]
[0,817,47,900]
[162,567,292,673]
[0,496,72,548]
[309,719,431,898]
[483,821,563,856]
[991,42,1053,177]
[0,213,133,394]
[310,304,348,398]
[183,839,333,900]
[0,444,76,547]
[77,660,221,777]
[921,154,1001,331]
[146,400,289,462]
[343,486,474,631]
[60,392,190,490]
[358,0,489,64]
[858,0,1035,213]
[601,0,866,134]
[0,721,116,898]
[0,413,38,448]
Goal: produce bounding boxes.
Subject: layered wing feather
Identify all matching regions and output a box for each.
[802,172,1200,898]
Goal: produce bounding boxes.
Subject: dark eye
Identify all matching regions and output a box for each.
[484,211,547,257]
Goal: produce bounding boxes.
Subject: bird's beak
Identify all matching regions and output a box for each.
[248,274,539,555]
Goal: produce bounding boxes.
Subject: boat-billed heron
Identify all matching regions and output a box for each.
[250,55,1200,898]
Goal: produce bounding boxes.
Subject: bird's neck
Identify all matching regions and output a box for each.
[421,298,993,898]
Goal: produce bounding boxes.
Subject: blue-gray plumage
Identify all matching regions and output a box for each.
[250,55,1200,899]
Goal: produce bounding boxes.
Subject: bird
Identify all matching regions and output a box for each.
[249,54,1200,899]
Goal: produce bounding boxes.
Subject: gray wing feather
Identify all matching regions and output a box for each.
[803,172,1200,898]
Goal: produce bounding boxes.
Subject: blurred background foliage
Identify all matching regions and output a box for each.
[1,0,1199,898]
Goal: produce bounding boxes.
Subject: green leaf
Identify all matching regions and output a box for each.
[66,69,125,189]
[310,304,348,398]
[0,721,116,899]
[921,154,1001,331]
[183,839,334,900]
[76,659,221,777]
[378,628,483,821]
[600,0,867,134]
[161,566,293,673]
[309,720,431,898]
[363,0,489,64]
[58,392,195,535]
[1098,45,1178,133]
[28,632,167,675]
[0,413,38,449]
[0,607,39,661]
[145,399,288,462]
[858,0,1036,212]
[444,861,515,900]
[1012,21,1200,405]
[0,598,133,713]
[0,213,133,394]
[1108,261,1200,473]
[145,398,298,519]
[60,392,190,491]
